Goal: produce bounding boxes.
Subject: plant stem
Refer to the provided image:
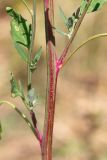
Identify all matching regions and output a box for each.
[59,0,93,66]
[62,33,107,67]
[0,100,35,136]
[42,43,58,160]
[30,110,42,146]
[42,0,58,159]
[27,0,36,90]
[24,0,42,145]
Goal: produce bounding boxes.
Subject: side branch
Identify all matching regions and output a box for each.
[58,0,93,67]
[62,33,107,67]
[0,100,35,136]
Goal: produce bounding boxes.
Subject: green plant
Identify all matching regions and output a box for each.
[0,0,107,160]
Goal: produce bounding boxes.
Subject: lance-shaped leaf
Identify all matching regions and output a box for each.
[30,47,42,72]
[80,0,107,14]
[10,73,24,98]
[0,121,2,140]
[6,7,32,61]
[15,43,28,62]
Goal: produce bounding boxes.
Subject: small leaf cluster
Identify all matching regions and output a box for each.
[10,72,39,110]
[55,0,107,39]
[81,0,107,14]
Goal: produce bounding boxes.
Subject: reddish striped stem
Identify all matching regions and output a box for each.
[41,0,58,160]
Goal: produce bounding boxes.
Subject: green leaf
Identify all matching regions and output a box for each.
[10,73,24,98]
[80,0,87,14]
[0,122,2,140]
[80,0,107,14]
[14,43,28,62]
[30,47,42,72]
[88,0,107,12]
[6,7,32,61]
[6,7,32,48]
[33,47,42,62]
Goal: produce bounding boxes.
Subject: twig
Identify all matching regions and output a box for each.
[23,0,42,145]
[0,100,35,136]
[62,33,107,67]
[58,0,93,67]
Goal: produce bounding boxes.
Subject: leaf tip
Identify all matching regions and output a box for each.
[6,6,12,12]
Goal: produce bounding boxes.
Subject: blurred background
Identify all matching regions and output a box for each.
[0,0,107,160]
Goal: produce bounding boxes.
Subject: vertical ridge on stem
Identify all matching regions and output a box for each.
[42,0,58,160]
